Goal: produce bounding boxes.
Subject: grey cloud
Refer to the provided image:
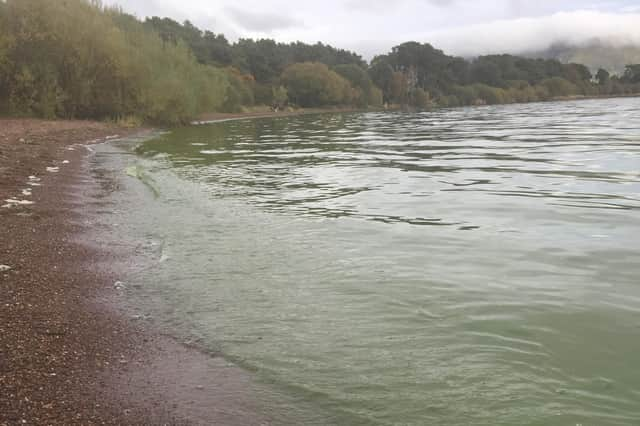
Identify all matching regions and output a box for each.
[344,0,455,12]
[225,7,304,33]
[416,10,640,57]
[104,0,640,58]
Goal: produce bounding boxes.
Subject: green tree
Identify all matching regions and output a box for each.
[0,0,229,124]
[596,68,610,85]
[622,64,640,84]
[410,88,430,109]
[281,62,353,107]
[272,85,288,109]
[334,64,375,107]
[369,56,394,103]
[541,77,579,97]
[389,71,408,104]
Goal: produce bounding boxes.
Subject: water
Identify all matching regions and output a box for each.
[101,98,640,425]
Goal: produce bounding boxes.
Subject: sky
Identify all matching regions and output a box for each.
[104,0,640,59]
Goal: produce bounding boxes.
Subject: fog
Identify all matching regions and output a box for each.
[104,0,640,58]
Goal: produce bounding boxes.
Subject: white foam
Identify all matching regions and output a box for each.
[21,189,32,196]
[3,198,34,206]
[62,160,70,164]
[46,167,59,173]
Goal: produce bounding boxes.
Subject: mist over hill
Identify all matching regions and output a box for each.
[524,40,640,75]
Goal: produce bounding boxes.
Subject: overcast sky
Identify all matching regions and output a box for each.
[104,0,640,58]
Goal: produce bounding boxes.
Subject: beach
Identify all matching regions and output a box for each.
[0,119,274,425]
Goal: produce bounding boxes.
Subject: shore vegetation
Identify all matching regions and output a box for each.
[0,0,639,124]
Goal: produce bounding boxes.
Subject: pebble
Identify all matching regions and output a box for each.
[113,281,126,290]
[0,265,12,272]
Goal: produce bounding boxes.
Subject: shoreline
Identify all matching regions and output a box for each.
[0,119,277,425]
[193,106,374,125]
[191,94,640,125]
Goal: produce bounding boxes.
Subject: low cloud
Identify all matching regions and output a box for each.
[225,7,303,33]
[345,0,455,12]
[102,1,640,60]
[415,10,640,57]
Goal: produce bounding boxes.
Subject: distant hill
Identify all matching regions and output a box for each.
[525,41,640,76]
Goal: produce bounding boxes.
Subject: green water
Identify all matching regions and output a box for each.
[104,98,640,425]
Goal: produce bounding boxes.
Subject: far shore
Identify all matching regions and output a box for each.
[193,93,640,126]
[193,106,380,125]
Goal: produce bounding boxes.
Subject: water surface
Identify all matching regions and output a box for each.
[107,98,640,425]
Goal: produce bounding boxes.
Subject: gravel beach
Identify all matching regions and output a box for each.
[0,119,275,425]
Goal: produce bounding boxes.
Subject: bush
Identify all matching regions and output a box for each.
[541,77,579,98]
[222,67,255,112]
[281,62,354,107]
[334,64,377,107]
[367,87,384,108]
[410,88,430,109]
[0,0,229,124]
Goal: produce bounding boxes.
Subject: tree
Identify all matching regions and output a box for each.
[369,56,394,102]
[222,67,255,112]
[0,0,229,124]
[562,63,592,84]
[334,64,375,107]
[410,88,430,109]
[541,77,578,97]
[596,68,610,85]
[622,64,640,84]
[281,62,353,107]
[272,86,288,109]
[389,71,408,104]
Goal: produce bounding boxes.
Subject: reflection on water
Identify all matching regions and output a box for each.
[113,98,639,425]
[142,99,640,229]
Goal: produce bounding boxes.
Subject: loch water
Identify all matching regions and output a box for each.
[98,98,640,425]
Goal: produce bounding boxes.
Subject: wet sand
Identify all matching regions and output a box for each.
[0,119,275,425]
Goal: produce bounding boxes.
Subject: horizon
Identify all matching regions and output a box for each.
[103,0,640,59]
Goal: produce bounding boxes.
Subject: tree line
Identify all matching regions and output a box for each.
[1,0,639,125]
[370,42,640,108]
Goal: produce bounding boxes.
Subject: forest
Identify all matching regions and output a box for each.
[1,0,639,124]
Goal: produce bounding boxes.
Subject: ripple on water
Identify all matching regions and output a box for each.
[120,98,640,425]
